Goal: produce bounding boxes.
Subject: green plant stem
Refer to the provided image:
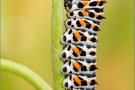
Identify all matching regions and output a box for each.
[51,0,65,89]
[1,59,52,90]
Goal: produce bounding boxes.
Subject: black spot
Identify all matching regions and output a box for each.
[86,59,96,63]
[80,51,86,56]
[81,29,86,32]
[81,66,87,71]
[63,36,66,42]
[89,1,97,6]
[62,67,67,72]
[73,33,78,42]
[77,2,84,8]
[90,51,96,55]
[91,80,97,85]
[68,29,72,34]
[86,73,96,78]
[69,61,71,66]
[89,12,94,18]
[68,3,72,9]
[68,40,71,43]
[86,59,92,63]
[99,1,103,6]
[88,31,93,35]
[81,36,87,41]
[62,53,66,58]
[78,43,83,46]
[86,88,94,90]
[85,20,91,29]
[71,25,74,27]
[97,15,103,19]
[92,20,100,25]
[91,37,97,42]
[81,80,87,86]
[69,75,72,80]
[94,8,103,13]
[67,45,71,51]
[64,82,68,87]
[78,11,83,16]
[86,45,91,49]
[73,18,76,20]
[76,20,81,27]
[67,21,71,25]
[70,86,73,88]
[93,33,97,36]
[68,56,71,59]
[93,26,99,31]
[90,65,97,71]
[70,12,74,16]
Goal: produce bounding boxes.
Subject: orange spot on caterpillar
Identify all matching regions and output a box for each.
[94,14,98,18]
[91,25,95,29]
[87,80,91,85]
[81,10,88,16]
[82,1,89,6]
[87,65,91,70]
[87,37,91,40]
[73,61,81,71]
[87,51,90,54]
[73,46,80,55]
[74,31,81,40]
[74,75,81,85]
[79,19,86,27]
[97,1,100,6]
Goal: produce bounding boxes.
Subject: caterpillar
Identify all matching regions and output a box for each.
[61,0,106,89]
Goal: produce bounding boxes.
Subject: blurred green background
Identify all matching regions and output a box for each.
[1,0,134,90]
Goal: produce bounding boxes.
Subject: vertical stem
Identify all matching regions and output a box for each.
[51,0,64,90]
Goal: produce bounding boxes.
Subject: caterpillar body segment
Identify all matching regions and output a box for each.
[64,0,106,6]
[65,18,100,34]
[67,9,104,22]
[63,74,97,89]
[65,1,105,12]
[61,44,97,61]
[61,59,98,75]
[61,29,98,46]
